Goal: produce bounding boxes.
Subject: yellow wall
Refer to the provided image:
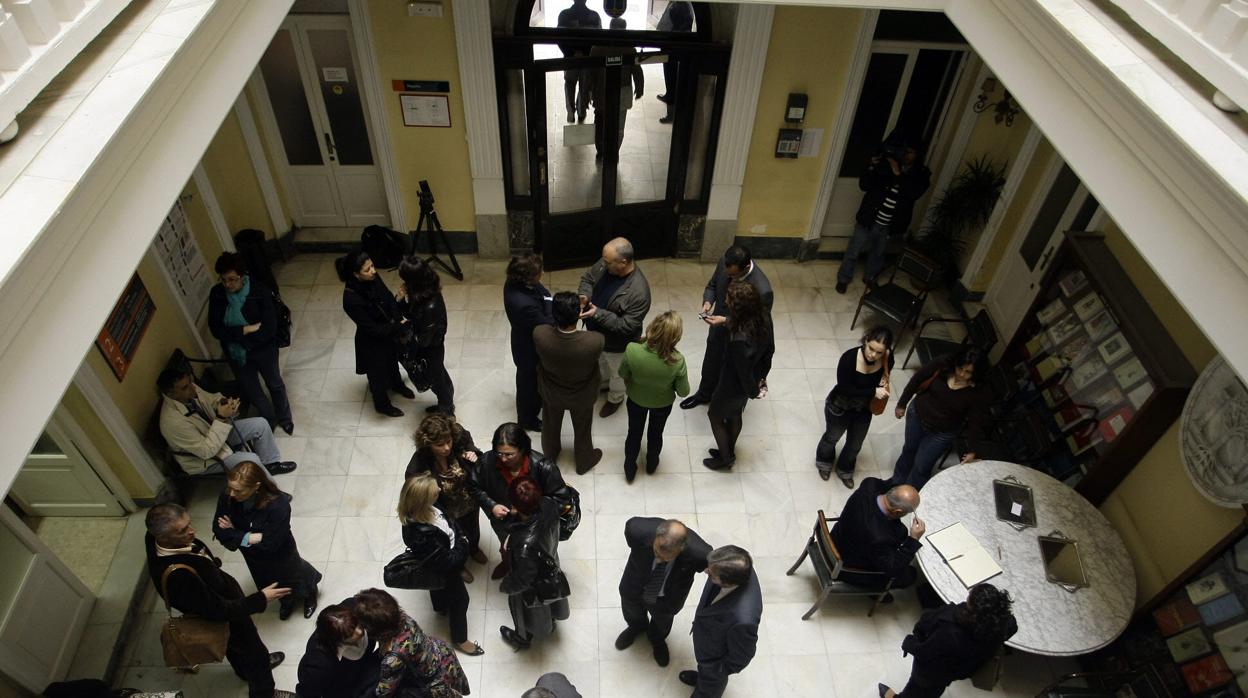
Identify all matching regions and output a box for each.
[85,252,203,445]
[182,178,226,268]
[737,6,865,238]
[201,111,275,239]
[969,136,1056,292]
[1094,217,1237,604]
[954,110,1034,268]
[365,1,475,231]
[61,384,155,500]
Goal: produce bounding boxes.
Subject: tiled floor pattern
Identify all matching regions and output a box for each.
[115,254,1076,697]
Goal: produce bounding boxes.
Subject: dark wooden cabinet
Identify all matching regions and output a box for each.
[1000,231,1196,505]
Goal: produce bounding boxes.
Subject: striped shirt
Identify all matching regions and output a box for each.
[874,183,902,226]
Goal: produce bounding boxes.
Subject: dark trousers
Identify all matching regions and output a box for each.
[892,407,956,489]
[563,69,590,121]
[661,61,678,118]
[430,569,471,644]
[233,344,291,426]
[541,401,595,470]
[693,326,728,399]
[623,399,673,477]
[456,509,481,554]
[411,343,454,411]
[621,593,674,644]
[837,221,890,285]
[366,356,405,410]
[225,616,274,698]
[515,360,541,426]
[898,671,949,698]
[815,399,873,477]
[708,398,746,464]
[836,565,918,590]
[692,663,730,698]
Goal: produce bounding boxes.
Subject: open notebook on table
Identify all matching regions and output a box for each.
[926,522,1003,587]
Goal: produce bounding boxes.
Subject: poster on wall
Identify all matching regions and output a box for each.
[400,94,451,127]
[153,199,212,320]
[96,274,156,381]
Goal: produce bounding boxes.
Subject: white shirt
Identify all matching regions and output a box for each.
[431,509,456,549]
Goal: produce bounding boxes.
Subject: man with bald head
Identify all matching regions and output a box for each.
[830,477,926,593]
[615,517,711,666]
[578,237,652,419]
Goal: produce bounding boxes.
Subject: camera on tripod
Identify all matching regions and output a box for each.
[418,179,436,211]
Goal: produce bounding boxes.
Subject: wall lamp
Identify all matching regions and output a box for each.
[972,77,1021,127]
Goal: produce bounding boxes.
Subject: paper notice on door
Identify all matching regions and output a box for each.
[322,67,349,83]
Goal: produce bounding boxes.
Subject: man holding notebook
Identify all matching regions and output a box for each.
[830,477,924,594]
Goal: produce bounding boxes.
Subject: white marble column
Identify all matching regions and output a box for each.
[702,4,773,261]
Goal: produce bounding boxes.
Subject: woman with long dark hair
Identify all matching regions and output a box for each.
[212,460,321,620]
[397,256,455,416]
[473,423,566,580]
[404,413,487,580]
[208,252,292,433]
[337,249,412,417]
[879,584,1017,698]
[892,346,990,488]
[703,281,774,470]
[498,477,570,650]
[816,325,895,488]
[397,474,484,656]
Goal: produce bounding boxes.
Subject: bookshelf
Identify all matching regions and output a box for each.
[999,231,1196,505]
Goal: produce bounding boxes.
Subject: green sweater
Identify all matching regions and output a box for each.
[618,341,690,408]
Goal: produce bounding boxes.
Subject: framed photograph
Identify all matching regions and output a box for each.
[1097,332,1132,365]
[1086,381,1126,411]
[1037,297,1067,325]
[1058,270,1088,297]
[1070,357,1109,390]
[399,93,451,127]
[1127,381,1155,408]
[1113,357,1148,389]
[1083,310,1117,342]
[1058,334,1095,366]
[1047,313,1082,346]
[1073,293,1104,321]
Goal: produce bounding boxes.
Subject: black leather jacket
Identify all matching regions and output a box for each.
[401,503,469,575]
[402,292,448,349]
[500,497,562,595]
[473,450,566,515]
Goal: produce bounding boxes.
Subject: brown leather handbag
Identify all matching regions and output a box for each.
[159,564,229,669]
[869,351,891,416]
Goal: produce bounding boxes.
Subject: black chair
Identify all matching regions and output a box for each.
[902,308,998,369]
[849,248,941,343]
[785,510,893,619]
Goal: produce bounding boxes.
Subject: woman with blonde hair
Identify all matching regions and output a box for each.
[618,310,690,482]
[404,413,485,581]
[212,460,321,620]
[397,474,483,655]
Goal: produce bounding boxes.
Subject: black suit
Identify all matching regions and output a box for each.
[694,261,774,400]
[619,517,711,644]
[295,597,381,697]
[898,602,1018,697]
[829,476,921,588]
[145,535,274,697]
[689,570,762,698]
[503,279,553,426]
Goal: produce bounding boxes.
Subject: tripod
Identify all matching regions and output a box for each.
[409,179,464,281]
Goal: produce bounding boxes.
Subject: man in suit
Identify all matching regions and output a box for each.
[144,503,295,698]
[830,477,925,592]
[535,291,605,474]
[679,545,762,698]
[157,368,296,478]
[615,518,712,666]
[524,672,582,698]
[577,237,651,418]
[682,245,774,410]
[504,253,554,431]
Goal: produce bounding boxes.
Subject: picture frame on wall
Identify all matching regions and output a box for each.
[1097,332,1132,365]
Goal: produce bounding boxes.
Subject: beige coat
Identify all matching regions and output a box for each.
[159,385,234,475]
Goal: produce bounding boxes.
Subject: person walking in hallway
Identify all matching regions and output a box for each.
[892,347,989,489]
[535,291,605,474]
[208,251,292,434]
[679,545,762,698]
[682,245,772,411]
[504,253,554,432]
[816,325,895,488]
[577,237,651,418]
[556,0,600,123]
[615,518,711,667]
[337,249,413,417]
[590,20,644,160]
[655,1,694,124]
[619,310,689,481]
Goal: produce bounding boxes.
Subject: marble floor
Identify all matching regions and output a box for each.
[115,254,1076,697]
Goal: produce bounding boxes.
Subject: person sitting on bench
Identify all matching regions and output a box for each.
[157,368,296,478]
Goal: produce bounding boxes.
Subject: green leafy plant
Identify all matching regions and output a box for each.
[908,156,1007,284]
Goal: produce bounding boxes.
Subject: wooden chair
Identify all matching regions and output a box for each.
[849,248,942,343]
[785,509,894,619]
[902,308,998,370]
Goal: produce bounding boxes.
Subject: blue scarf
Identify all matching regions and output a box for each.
[223,276,250,366]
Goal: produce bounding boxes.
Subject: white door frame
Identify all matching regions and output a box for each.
[247,12,400,230]
[960,121,1042,289]
[71,366,167,496]
[191,164,237,254]
[29,406,138,514]
[233,94,291,237]
[919,56,987,231]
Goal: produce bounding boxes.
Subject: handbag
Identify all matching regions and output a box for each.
[869,350,891,416]
[158,564,229,669]
[400,352,433,392]
[550,485,582,541]
[383,547,446,590]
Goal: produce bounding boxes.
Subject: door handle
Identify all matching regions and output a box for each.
[539,162,547,187]
[323,132,336,160]
[1038,245,1055,271]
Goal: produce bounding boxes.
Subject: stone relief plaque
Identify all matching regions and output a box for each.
[1181,356,1248,507]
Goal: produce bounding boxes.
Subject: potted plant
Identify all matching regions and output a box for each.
[908,156,1006,284]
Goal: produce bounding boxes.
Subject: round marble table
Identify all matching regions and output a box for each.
[914,460,1136,656]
